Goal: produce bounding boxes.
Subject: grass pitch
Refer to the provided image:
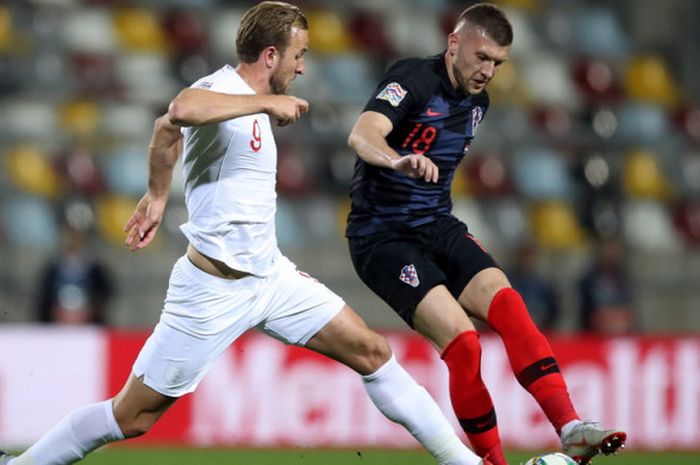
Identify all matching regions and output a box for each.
[75,447,699,465]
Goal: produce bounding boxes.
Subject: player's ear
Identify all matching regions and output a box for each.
[447,32,459,57]
[262,46,278,69]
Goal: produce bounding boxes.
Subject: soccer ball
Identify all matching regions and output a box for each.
[522,452,578,465]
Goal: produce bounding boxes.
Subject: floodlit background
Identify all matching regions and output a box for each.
[0,0,699,459]
[1,0,699,332]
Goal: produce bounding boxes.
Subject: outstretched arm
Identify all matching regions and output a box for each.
[125,89,311,251]
[168,88,309,127]
[348,111,439,183]
[124,114,182,251]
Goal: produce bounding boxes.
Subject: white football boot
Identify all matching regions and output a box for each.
[0,450,14,465]
[561,421,627,464]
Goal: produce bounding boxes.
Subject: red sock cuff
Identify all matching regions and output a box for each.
[440,330,479,360]
[487,287,538,334]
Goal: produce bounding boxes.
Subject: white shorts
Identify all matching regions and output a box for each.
[132,254,344,397]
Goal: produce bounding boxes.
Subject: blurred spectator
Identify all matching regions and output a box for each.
[36,224,114,325]
[577,236,635,334]
[507,241,560,331]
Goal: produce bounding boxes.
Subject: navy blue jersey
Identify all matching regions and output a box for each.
[346,53,489,237]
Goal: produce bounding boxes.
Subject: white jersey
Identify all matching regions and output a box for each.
[179,65,280,276]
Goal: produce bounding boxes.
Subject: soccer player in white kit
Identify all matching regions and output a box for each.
[1,3,492,465]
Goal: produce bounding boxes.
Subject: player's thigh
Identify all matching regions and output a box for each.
[413,285,476,351]
[305,304,391,375]
[432,216,504,318]
[133,256,256,398]
[348,235,446,328]
[259,255,345,347]
[132,321,225,398]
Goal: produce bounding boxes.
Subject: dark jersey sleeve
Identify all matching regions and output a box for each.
[362,58,437,129]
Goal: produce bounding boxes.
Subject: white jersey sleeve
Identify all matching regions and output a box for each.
[179,65,280,276]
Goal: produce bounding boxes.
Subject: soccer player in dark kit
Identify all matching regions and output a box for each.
[345,3,626,465]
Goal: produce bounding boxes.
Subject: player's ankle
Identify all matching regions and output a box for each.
[560,419,582,440]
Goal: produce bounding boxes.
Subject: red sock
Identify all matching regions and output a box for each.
[441,331,507,465]
[487,287,579,433]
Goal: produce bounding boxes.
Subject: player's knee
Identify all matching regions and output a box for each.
[462,268,510,317]
[355,333,392,374]
[114,413,158,439]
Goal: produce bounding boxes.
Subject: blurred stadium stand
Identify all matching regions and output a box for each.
[0,0,699,332]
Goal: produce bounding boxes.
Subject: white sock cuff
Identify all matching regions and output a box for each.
[101,399,125,441]
[361,353,398,383]
[11,400,125,465]
[560,419,582,440]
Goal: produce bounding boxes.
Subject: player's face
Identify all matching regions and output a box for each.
[449,27,510,95]
[270,27,308,95]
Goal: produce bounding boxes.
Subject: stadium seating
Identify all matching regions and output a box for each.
[102,144,149,196]
[96,195,139,246]
[623,148,672,200]
[530,200,587,250]
[572,5,629,59]
[5,145,59,198]
[624,54,679,107]
[0,0,697,331]
[306,10,354,55]
[512,147,573,200]
[59,100,102,138]
[2,195,58,249]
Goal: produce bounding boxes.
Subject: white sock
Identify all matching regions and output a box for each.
[10,400,124,465]
[362,354,482,465]
[560,419,582,441]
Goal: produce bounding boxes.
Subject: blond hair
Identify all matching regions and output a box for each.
[236,1,308,63]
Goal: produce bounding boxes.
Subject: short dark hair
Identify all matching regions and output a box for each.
[455,3,513,46]
[235,1,308,63]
